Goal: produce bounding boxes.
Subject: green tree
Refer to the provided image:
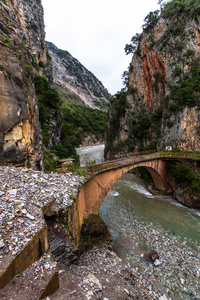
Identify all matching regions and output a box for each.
[142,10,160,31]
[124,33,142,55]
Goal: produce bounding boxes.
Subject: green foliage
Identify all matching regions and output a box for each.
[167,62,200,109]
[0,0,7,5]
[152,72,165,92]
[169,160,200,194]
[113,90,127,117]
[1,37,10,46]
[169,162,196,183]
[31,54,38,69]
[43,148,58,173]
[147,33,156,49]
[142,10,160,31]
[93,98,110,110]
[61,104,107,157]
[124,33,142,55]
[39,60,45,68]
[131,113,151,140]
[162,0,200,18]
[34,75,61,111]
[0,64,4,71]
[174,66,182,76]
[184,48,195,57]
[25,64,30,70]
[105,90,127,153]
[52,144,69,159]
[67,163,87,177]
[121,70,129,86]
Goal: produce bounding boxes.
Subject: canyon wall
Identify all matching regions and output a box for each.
[0,0,47,169]
[105,2,200,156]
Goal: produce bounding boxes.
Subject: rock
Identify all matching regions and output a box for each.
[8,189,17,197]
[26,213,35,220]
[154,259,162,266]
[85,290,94,299]
[87,273,102,291]
[0,239,5,248]
[159,294,171,300]
[124,288,130,295]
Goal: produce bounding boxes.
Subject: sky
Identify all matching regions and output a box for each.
[42,0,160,95]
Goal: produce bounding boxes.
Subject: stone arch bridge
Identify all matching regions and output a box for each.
[75,152,199,242]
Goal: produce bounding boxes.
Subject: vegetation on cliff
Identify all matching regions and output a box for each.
[34,75,108,171]
[105,0,200,157]
[47,42,111,110]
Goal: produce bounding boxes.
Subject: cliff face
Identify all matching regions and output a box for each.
[47,42,111,111]
[105,1,200,156]
[0,0,46,169]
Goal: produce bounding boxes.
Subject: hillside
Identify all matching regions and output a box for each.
[0,0,111,170]
[105,0,200,156]
[47,42,111,111]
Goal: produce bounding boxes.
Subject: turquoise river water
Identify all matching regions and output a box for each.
[77,145,200,299]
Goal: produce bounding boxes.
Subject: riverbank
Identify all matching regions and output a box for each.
[46,213,165,300]
[47,215,200,300]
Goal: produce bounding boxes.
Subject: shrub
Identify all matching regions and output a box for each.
[52,144,69,159]
[169,162,196,183]
[0,0,7,5]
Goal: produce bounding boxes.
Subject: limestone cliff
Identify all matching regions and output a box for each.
[0,0,46,169]
[47,42,111,111]
[105,0,200,156]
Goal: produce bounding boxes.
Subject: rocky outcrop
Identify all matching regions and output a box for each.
[105,1,200,156]
[47,42,111,110]
[0,0,47,169]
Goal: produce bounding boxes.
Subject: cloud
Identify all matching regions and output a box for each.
[42,0,160,94]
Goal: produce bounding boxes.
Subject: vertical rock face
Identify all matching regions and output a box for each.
[105,2,200,156]
[0,0,46,169]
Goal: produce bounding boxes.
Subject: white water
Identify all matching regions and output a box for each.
[76,144,105,167]
[77,144,200,299]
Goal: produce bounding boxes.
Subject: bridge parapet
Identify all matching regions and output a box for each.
[76,151,200,243]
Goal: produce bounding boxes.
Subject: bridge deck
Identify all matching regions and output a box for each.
[83,152,200,174]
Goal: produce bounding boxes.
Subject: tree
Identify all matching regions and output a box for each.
[158,0,164,12]
[142,10,160,31]
[124,33,142,55]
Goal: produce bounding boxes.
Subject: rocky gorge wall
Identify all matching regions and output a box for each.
[0,0,47,169]
[105,1,200,156]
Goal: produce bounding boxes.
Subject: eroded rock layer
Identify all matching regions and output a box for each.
[0,0,46,169]
[105,3,200,156]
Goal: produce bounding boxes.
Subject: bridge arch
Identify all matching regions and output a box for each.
[75,158,171,242]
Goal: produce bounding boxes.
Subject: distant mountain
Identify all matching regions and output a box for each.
[47,42,111,110]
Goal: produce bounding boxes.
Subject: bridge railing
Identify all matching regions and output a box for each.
[104,149,156,162]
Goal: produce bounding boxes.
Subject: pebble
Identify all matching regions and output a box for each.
[0,239,4,248]
[0,166,85,276]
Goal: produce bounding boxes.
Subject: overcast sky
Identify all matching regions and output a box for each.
[42,0,160,95]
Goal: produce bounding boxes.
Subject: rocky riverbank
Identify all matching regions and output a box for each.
[1,166,200,299]
[45,213,166,300]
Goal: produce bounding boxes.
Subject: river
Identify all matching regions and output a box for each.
[76,145,200,299]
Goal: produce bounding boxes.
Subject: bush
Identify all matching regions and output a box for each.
[167,63,200,108]
[169,162,196,183]
[52,144,69,159]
